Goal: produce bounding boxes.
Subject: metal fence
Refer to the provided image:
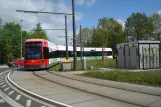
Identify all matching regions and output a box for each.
[140,54,160,69]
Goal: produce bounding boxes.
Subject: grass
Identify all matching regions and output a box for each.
[49,59,116,71]
[48,59,161,87]
[0,64,6,66]
[81,70,161,87]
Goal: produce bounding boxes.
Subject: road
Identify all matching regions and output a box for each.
[0,67,12,107]
[0,67,52,107]
[0,66,10,73]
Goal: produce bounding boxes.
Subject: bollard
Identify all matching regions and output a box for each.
[12,66,14,75]
[88,66,93,70]
[82,57,86,70]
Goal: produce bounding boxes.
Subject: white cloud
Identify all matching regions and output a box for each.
[76,12,84,21]
[0,0,83,45]
[86,0,96,7]
[75,0,96,7]
[117,19,125,29]
[157,10,161,14]
[75,0,85,6]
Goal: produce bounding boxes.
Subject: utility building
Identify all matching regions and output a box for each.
[116,41,160,69]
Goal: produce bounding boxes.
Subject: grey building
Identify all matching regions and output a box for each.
[116,41,160,69]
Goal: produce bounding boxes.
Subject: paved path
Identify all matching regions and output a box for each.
[49,71,161,96]
[0,66,8,68]
[34,71,161,107]
[10,70,138,107]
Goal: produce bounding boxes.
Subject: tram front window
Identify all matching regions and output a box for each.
[25,42,42,60]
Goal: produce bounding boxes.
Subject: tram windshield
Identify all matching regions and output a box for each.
[25,42,42,60]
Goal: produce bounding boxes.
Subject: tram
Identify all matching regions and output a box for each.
[24,39,112,69]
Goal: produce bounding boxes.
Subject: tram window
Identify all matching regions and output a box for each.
[84,52,90,56]
[97,51,102,56]
[69,51,73,57]
[77,51,81,57]
[59,51,65,57]
[69,51,71,57]
[95,52,98,56]
[104,52,108,55]
[53,51,61,57]
[49,51,55,58]
[90,52,95,56]
[43,47,49,59]
[108,51,112,55]
[83,52,86,56]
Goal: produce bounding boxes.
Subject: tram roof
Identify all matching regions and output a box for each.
[25,39,47,42]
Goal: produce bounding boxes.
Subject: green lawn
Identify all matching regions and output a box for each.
[0,64,6,66]
[49,59,116,71]
[81,70,161,87]
[49,59,161,87]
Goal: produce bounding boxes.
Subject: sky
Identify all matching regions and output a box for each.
[0,0,161,45]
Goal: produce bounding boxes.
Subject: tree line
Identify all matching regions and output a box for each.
[76,12,161,58]
[0,20,48,64]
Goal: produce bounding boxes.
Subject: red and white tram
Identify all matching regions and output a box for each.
[24,39,113,69]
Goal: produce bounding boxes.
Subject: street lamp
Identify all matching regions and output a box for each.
[20,20,23,58]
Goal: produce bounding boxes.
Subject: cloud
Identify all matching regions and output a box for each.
[75,0,96,7]
[157,10,161,14]
[75,0,85,6]
[76,12,84,21]
[117,19,125,29]
[86,0,96,7]
[0,0,83,45]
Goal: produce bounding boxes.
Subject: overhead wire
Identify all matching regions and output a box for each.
[36,0,56,24]
[36,13,40,24]
[35,0,57,31]
[39,0,56,12]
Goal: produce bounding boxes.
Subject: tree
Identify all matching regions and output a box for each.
[22,31,30,55]
[0,17,2,27]
[125,13,154,41]
[93,17,126,58]
[0,22,21,63]
[76,27,93,47]
[150,12,161,40]
[91,27,105,47]
[0,21,30,64]
[31,23,48,40]
[0,17,3,63]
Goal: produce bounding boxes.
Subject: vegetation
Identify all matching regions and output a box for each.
[125,12,154,41]
[81,70,161,87]
[76,27,93,47]
[0,20,48,64]
[0,22,30,63]
[150,12,161,40]
[77,18,126,58]
[97,18,126,58]
[49,59,116,71]
[76,12,161,59]
[31,23,48,40]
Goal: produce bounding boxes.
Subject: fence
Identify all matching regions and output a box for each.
[140,54,160,69]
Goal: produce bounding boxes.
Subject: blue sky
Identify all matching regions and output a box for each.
[75,0,161,28]
[0,0,160,45]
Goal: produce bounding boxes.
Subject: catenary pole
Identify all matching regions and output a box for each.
[72,0,77,71]
[65,15,68,60]
[20,20,23,58]
[80,25,82,62]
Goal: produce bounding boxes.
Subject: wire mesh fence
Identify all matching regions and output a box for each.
[140,54,160,69]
